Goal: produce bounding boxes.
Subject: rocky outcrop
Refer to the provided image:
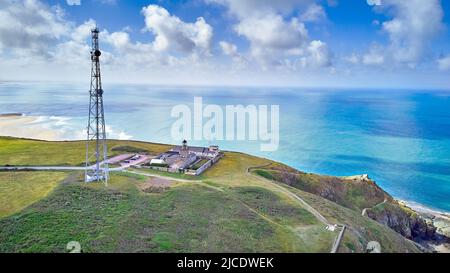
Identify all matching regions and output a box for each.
[365,202,436,240]
[272,170,390,212]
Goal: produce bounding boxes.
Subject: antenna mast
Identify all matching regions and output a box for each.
[85,27,109,185]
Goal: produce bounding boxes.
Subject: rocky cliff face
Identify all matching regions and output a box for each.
[365,202,436,240]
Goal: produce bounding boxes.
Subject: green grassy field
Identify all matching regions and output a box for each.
[0,137,170,166]
[0,173,332,253]
[0,137,421,253]
[0,171,68,218]
[132,167,202,181]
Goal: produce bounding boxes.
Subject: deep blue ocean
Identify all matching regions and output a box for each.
[1,82,449,212]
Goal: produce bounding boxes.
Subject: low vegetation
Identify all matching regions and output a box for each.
[0,137,422,253]
[0,173,331,253]
[0,171,68,218]
[111,145,149,154]
[251,165,438,244]
[0,137,169,166]
[250,168,388,211]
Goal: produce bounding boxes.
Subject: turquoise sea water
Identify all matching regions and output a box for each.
[1,82,450,212]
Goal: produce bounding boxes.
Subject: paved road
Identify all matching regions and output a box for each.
[0,154,152,172]
[0,165,125,171]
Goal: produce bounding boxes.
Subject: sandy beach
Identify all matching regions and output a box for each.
[398,200,450,252]
[0,114,67,141]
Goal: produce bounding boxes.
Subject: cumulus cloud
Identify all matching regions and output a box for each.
[53,20,95,65]
[0,1,217,83]
[234,14,309,65]
[66,0,81,6]
[219,41,248,69]
[437,55,450,71]
[300,3,326,22]
[101,29,169,67]
[220,41,238,56]
[104,31,131,50]
[344,53,360,64]
[0,0,70,58]
[366,0,444,66]
[207,0,313,18]
[367,0,381,6]
[141,5,213,55]
[363,46,385,65]
[91,5,216,69]
[208,0,331,70]
[300,40,331,68]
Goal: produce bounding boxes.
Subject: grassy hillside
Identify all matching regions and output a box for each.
[249,167,390,211]
[250,165,438,242]
[0,172,68,218]
[0,137,421,253]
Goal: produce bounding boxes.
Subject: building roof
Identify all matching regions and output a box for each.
[171,146,217,155]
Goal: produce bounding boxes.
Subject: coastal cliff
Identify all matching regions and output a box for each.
[365,202,436,240]
[251,166,448,249]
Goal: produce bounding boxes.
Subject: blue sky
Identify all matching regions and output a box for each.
[1,0,450,88]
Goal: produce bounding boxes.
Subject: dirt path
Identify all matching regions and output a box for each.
[123,169,201,183]
[246,165,329,225]
[362,198,387,216]
[246,164,347,253]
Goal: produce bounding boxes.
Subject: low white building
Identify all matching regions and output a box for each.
[150,158,166,165]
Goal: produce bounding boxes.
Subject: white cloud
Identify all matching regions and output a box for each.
[367,0,381,6]
[101,29,168,67]
[219,41,248,69]
[141,5,213,55]
[344,53,360,64]
[104,31,131,49]
[234,14,308,53]
[0,1,216,83]
[53,20,95,65]
[0,0,70,58]
[300,3,326,22]
[206,0,313,18]
[366,0,444,66]
[300,40,331,68]
[66,0,81,6]
[71,19,95,42]
[208,0,330,69]
[437,55,450,71]
[0,0,447,87]
[219,41,238,56]
[363,46,385,65]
